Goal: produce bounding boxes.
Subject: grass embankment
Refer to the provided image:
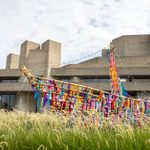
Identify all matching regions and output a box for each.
[0,110,150,150]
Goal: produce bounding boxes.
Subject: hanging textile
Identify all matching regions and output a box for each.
[20,52,150,124]
[109,45,120,94]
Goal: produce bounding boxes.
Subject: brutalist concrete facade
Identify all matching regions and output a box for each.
[0,35,150,112]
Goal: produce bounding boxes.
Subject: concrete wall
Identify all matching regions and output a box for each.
[112,35,150,57]
[51,67,150,77]
[75,81,150,92]
[6,54,19,69]
[27,49,47,76]
[19,41,40,67]
[42,40,61,77]
[15,92,36,112]
[0,69,20,77]
[19,39,61,77]
[1,35,150,111]
[1,39,61,112]
[61,55,150,69]
[0,83,32,92]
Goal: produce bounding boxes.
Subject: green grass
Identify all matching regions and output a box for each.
[0,110,149,150]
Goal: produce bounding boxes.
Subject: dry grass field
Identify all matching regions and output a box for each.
[0,110,150,150]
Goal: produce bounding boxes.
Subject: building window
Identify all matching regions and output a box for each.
[1,80,18,83]
[0,77,19,83]
[128,76,134,82]
[0,94,16,110]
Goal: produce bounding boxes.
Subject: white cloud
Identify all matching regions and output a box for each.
[0,0,150,68]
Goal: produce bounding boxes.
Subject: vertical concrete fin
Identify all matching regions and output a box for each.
[6,53,20,69]
[19,40,40,67]
[42,40,61,77]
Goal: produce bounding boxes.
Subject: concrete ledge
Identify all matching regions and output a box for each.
[0,83,32,92]
[0,81,149,93]
[51,67,150,76]
[0,69,20,77]
[69,81,150,91]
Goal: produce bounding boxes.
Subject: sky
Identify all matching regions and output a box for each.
[0,0,150,68]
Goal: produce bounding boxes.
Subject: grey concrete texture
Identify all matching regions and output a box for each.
[0,34,150,111]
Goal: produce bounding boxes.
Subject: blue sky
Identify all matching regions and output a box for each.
[0,0,150,68]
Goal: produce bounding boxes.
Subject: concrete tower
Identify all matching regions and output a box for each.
[6,54,19,69]
[19,39,61,77]
[42,40,61,77]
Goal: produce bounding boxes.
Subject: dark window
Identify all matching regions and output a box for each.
[1,80,18,83]
[0,94,16,109]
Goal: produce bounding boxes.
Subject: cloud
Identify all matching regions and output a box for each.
[0,0,150,68]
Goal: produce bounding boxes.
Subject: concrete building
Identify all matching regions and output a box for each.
[0,35,150,111]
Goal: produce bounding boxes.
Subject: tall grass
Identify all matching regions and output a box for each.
[0,110,149,150]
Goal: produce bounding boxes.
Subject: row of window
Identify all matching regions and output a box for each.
[0,80,18,83]
[0,95,16,109]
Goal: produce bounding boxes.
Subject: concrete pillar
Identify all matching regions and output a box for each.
[71,76,81,83]
[42,40,61,77]
[15,92,36,112]
[19,40,40,67]
[6,54,19,69]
